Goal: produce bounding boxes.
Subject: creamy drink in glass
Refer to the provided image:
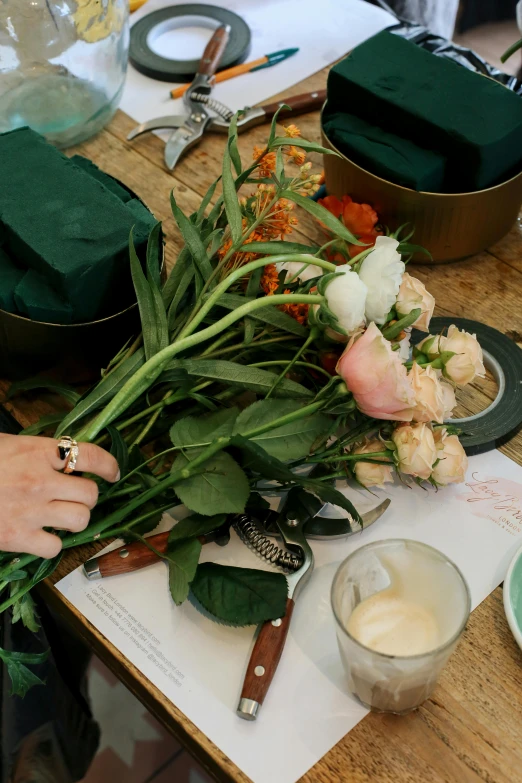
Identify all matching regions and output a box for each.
[331,539,471,714]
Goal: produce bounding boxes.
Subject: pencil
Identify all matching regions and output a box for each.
[170,48,299,100]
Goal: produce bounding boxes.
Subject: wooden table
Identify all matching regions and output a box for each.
[5,65,522,783]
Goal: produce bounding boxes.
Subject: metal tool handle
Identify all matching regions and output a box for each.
[237,597,295,720]
[260,89,326,120]
[198,24,231,77]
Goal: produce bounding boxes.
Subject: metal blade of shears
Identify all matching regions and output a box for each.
[127,115,192,140]
[164,115,212,170]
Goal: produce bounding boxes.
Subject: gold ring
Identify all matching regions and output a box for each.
[57,436,79,474]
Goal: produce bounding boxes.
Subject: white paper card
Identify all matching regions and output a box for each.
[57,450,522,783]
[121,0,396,131]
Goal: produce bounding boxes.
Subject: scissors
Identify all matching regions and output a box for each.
[127,24,326,171]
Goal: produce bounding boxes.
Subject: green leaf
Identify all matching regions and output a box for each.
[167,537,202,605]
[228,114,242,176]
[168,513,227,543]
[107,425,129,478]
[172,450,249,515]
[20,412,67,436]
[241,240,319,255]
[268,104,290,146]
[280,190,361,245]
[271,137,340,157]
[218,292,308,337]
[55,349,145,437]
[146,223,169,354]
[397,242,432,260]
[170,192,213,280]
[162,247,190,307]
[0,646,49,697]
[167,264,195,330]
[234,400,329,460]
[170,407,238,448]
[130,230,161,362]
[275,146,285,181]
[244,266,263,344]
[168,358,313,399]
[7,377,80,405]
[191,563,288,626]
[196,177,220,225]
[11,587,40,633]
[222,140,243,244]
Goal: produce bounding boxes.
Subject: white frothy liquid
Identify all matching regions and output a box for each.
[347,591,441,656]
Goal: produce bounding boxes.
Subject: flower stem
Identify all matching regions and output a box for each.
[266,327,319,398]
[249,360,331,380]
[77,293,323,441]
[309,450,394,464]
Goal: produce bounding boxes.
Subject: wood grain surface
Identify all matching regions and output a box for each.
[3,64,522,783]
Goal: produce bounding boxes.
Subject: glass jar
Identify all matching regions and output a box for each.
[0,0,129,148]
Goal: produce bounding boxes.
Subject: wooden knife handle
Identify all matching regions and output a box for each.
[86,531,170,579]
[237,598,295,720]
[260,89,326,120]
[198,24,230,77]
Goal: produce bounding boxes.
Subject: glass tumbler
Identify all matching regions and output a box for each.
[331,539,471,715]
[0,0,129,147]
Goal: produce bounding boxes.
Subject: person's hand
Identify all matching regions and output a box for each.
[0,434,119,558]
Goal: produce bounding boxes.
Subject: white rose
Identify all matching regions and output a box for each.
[392,422,437,481]
[431,428,468,485]
[398,329,411,361]
[442,325,486,386]
[276,259,324,283]
[324,265,367,337]
[409,363,446,424]
[353,438,394,488]
[358,235,405,325]
[396,273,435,332]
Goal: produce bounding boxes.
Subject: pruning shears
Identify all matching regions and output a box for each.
[127,24,326,171]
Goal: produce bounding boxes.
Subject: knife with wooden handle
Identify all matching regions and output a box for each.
[83,524,231,580]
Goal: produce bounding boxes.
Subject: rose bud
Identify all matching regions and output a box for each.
[431,428,468,485]
[392,422,437,481]
[396,273,435,332]
[441,325,486,386]
[323,265,368,338]
[409,363,447,424]
[352,438,394,488]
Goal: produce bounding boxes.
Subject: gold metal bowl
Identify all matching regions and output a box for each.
[0,182,163,380]
[321,110,522,264]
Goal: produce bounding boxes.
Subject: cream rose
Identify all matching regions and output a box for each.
[358,235,405,325]
[324,265,368,337]
[352,438,394,488]
[440,380,457,419]
[392,422,437,481]
[396,273,435,332]
[431,428,468,485]
[442,325,486,386]
[409,363,446,424]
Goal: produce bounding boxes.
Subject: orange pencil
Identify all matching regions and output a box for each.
[170,48,299,100]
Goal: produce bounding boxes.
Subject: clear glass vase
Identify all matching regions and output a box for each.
[0,0,129,148]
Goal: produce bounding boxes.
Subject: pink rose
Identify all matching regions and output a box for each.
[392,423,437,480]
[431,428,468,485]
[352,438,394,488]
[396,273,435,332]
[336,322,415,421]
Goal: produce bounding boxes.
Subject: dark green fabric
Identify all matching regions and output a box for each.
[70,155,133,203]
[0,128,150,321]
[0,249,24,313]
[14,269,73,324]
[323,111,446,191]
[327,31,522,191]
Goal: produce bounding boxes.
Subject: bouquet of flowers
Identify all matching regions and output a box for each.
[0,116,485,694]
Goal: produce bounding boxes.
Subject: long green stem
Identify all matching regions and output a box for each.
[309,450,393,464]
[266,327,319,399]
[202,335,295,360]
[78,292,323,441]
[177,254,335,342]
[249,360,331,380]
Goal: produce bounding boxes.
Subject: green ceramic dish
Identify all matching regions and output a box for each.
[503,544,522,650]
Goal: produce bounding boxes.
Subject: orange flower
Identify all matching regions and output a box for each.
[260,267,308,324]
[260,264,279,294]
[283,124,301,138]
[318,194,379,238]
[287,145,306,166]
[253,145,276,178]
[348,233,378,258]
